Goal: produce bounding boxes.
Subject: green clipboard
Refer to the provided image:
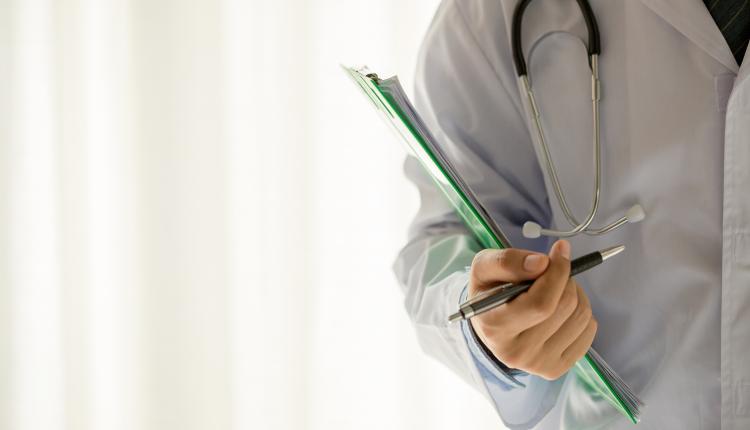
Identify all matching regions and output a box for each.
[344,65,642,424]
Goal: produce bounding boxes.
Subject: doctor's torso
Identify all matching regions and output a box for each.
[427,1,750,428]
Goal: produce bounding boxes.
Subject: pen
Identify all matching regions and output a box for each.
[448,245,626,324]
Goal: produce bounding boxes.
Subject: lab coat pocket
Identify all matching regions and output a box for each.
[525,31,594,225]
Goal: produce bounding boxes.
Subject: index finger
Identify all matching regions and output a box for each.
[504,240,572,326]
[470,248,549,291]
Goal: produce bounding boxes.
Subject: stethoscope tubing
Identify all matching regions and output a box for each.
[511,0,600,77]
[510,0,644,239]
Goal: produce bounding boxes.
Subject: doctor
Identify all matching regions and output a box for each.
[393,0,749,429]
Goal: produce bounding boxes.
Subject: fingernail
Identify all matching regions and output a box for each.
[554,240,571,259]
[523,254,546,271]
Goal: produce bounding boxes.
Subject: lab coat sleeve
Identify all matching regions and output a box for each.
[392,1,565,428]
[460,287,530,391]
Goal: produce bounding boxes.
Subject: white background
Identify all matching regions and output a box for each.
[0,0,503,429]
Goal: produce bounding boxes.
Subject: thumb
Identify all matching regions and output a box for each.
[470,248,549,292]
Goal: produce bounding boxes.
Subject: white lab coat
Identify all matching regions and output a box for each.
[393,0,750,429]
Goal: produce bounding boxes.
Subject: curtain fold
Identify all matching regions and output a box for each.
[0,0,502,429]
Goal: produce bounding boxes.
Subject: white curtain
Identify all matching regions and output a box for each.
[0,0,502,429]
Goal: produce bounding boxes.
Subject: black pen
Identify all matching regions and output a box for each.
[448,245,625,324]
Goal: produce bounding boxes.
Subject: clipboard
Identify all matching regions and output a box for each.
[344,65,643,424]
[343,66,509,250]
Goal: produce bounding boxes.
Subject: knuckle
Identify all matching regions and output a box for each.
[500,350,522,369]
[562,351,579,368]
[559,287,578,315]
[470,250,495,286]
[476,324,510,349]
[470,251,487,275]
[501,344,532,369]
[528,297,555,320]
[476,314,508,336]
[572,300,592,324]
[568,348,588,366]
[495,249,513,269]
[481,331,504,350]
[577,305,593,324]
[472,249,492,267]
[503,358,520,370]
[526,353,546,373]
[526,364,543,376]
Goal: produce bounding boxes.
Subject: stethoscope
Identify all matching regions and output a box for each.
[511,0,645,239]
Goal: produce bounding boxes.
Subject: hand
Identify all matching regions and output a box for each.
[468,240,597,380]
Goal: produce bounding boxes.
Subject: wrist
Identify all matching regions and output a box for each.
[468,320,526,377]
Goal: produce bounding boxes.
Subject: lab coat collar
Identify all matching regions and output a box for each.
[640,0,740,74]
[738,44,750,84]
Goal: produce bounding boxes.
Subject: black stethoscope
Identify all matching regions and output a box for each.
[511,0,645,239]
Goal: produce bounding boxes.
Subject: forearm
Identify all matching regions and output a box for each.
[393,232,485,388]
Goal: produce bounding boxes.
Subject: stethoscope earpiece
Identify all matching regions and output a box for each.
[521,204,647,239]
[522,222,543,239]
[625,204,646,224]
